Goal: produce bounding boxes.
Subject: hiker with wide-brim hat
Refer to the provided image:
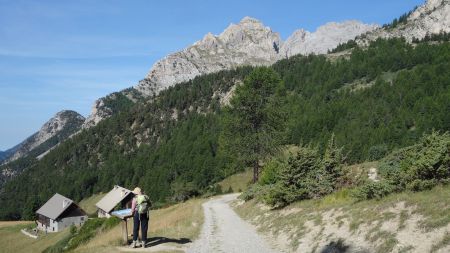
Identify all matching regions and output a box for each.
[130,187,151,248]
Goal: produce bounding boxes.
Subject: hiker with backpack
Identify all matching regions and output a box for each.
[130,187,151,248]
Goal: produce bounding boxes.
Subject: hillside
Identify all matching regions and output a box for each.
[0,150,15,164]
[0,35,449,220]
[0,110,85,187]
[234,184,450,253]
[361,0,450,43]
[1,110,85,163]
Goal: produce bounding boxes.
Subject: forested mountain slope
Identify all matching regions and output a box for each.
[0,37,448,220]
[0,111,85,187]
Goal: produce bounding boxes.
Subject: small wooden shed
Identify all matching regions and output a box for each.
[95,185,134,218]
[36,193,87,232]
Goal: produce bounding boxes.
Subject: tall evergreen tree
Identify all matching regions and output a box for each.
[220,67,286,183]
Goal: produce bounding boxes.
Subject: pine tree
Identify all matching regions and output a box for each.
[220,67,286,183]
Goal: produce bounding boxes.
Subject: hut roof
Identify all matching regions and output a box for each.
[36,193,77,220]
[95,185,134,213]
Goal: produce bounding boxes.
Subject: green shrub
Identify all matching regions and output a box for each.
[103,216,121,230]
[259,158,283,185]
[353,131,450,201]
[263,144,338,207]
[352,181,395,201]
[69,225,77,235]
[379,131,450,191]
[322,134,345,184]
[203,184,223,198]
[66,218,104,250]
[171,181,199,202]
[368,144,389,161]
[242,135,346,208]
[262,183,297,208]
[406,179,437,191]
[42,234,71,253]
[239,184,265,201]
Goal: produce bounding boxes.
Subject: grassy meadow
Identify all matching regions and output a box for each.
[0,222,70,253]
[218,169,253,193]
[78,193,106,216]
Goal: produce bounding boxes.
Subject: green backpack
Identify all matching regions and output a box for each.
[136,195,151,214]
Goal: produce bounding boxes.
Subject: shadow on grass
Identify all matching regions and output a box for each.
[145,237,192,247]
[320,239,350,253]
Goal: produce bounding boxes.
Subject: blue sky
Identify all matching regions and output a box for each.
[0,0,425,150]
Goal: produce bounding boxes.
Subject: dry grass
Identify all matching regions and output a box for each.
[79,192,106,215]
[218,169,252,193]
[0,222,70,253]
[0,221,32,228]
[149,198,204,239]
[75,198,205,253]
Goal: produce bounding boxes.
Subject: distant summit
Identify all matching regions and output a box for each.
[1,110,85,164]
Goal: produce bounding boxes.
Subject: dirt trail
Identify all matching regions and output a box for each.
[187,193,277,253]
[117,194,277,252]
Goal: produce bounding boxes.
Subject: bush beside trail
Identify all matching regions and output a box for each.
[242,131,450,207]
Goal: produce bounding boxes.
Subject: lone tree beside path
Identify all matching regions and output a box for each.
[221,67,286,183]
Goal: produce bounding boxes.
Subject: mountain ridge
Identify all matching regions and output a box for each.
[1,110,85,165]
[82,17,378,128]
[359,0,450,43]
[83,0,450,129]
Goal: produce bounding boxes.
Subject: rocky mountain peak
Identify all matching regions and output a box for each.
[409,0,447,20]
[134,16,281,98]
[219,16,267,36]
[280,20,378,57]
[39,110,84,137]
[360,0,450,42]
[2,110,85,164]
[239,16,262,24]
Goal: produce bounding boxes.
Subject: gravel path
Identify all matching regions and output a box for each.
[187,193,277,253]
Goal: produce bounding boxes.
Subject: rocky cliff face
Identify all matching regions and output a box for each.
[84,17,377,128]
[135,17,282,97]
[82,98,113,129]
[361,0,450,42]
[2,110,85,163]
[135,17,377,97]
[0,151,6,162]
[281,20,378,57]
